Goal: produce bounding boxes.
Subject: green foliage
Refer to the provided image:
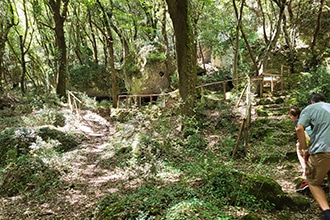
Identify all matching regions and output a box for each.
[92,182,232,220]
[165,198,231,220]
[181,115,207,150]
[220,137,237,155]
[92,183,183,219]
[198,70,230,85]
[0,127,37,166]
[69,62,108,91]
[23,108,66,127]
[0,155,60,197]
[0,125,81,169]
[38,127,81,153]
[295,65,330,106]
[170,72,179,89]
[125,62,140,78]
[196,97,238,135]
[147,52,166,63]
[21,92,61,111]
[204,169,277,210]
[69,65,94,88]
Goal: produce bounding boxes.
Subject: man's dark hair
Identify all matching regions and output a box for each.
[289,107,301,117]
[311,93,326,103]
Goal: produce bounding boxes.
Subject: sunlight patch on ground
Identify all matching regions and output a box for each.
[83,143,110,154]
[65,189,88,205]
[88,172,126,185]
[277,180,296,193]
[156,163,182,182]
[226,206,249,219]
[79,125,94,133]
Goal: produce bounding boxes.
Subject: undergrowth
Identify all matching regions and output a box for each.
[92,94,296,219]
[0,83,311,219]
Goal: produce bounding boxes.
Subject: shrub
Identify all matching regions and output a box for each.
[295,65,330,106]
[0,127,37,166]
[38,126,81,152]
[0,156,60,197]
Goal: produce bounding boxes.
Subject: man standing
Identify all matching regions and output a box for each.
[296,93,330,220]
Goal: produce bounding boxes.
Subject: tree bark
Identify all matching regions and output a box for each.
[166,0,197,117]
[49,0,69,98]
[19,35,27,93]
[232,0,241,89]
[310,0,324,67]
[0,0,15,93]
[96,0,118,108]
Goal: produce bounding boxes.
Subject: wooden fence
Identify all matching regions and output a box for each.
[117,93,167,108]
[67,90,82,118]
[114,65,290,108]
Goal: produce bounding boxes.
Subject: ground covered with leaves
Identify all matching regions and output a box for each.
[0,92,328,220]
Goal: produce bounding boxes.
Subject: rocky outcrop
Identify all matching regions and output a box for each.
[126,44,172,95]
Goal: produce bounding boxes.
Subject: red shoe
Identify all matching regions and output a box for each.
[296,180,309,192]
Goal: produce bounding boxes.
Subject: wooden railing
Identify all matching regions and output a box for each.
[67,90,82,118]
[196,77,245,100]
[232,77,252,157]
[116,65,290,108]
[117,93,167,108]
[259,65,290,93]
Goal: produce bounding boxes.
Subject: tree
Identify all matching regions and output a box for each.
[48,0,69,98]
[309,0,325,67]
[0,0,16,94]
[15,0,34,94]
[166,0,197,117]
[96,0,118,108]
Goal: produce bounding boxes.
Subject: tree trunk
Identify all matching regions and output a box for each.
[309,0,324,68]
[87,9,98,64]
[49,0,69,98]
[96,0,118,108]
[19,35,26,93]
[166,0,197,117]
[232,0,241,89]
[0,0,15,93]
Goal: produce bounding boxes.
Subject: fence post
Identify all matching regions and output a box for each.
[117,96,120,108]
[223,82,226,100]
[260,75,263,95]
[280,65,284,90]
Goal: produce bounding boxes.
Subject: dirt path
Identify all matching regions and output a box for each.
[0,110,130,219]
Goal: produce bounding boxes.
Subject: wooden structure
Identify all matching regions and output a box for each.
[116,65,290,108]
[259,65,290,94]
[117,93,167,108]
[67,90,82,118]
[232,78,252,157]
[196,78,245,100]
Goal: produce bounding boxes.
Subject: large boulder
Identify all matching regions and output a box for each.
[126,44,172,95]
[207,169,310,210]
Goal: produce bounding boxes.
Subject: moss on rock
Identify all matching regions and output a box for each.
[207,169,309,211]
[0,127,37,166]
[38,126,81,152]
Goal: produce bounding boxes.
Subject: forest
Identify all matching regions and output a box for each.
[1,0,330,219]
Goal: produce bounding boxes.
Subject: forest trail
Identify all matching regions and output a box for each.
[0,109,131,219]
[0,97,326,220]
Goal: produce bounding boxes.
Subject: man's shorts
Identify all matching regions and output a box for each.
[306,153,330,186]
